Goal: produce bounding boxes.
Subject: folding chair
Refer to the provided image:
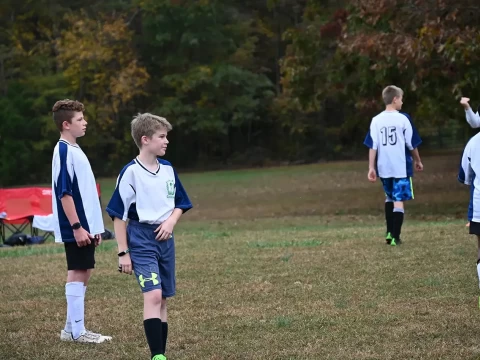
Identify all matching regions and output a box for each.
[0,187,50,244]
[0,215,34,244]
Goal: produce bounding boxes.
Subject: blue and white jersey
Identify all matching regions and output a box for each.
[459,133,480,222]
[106,158,192,224]
[364,111,422,178]
[52,140,104,243]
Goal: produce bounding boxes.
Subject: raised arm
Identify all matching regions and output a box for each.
[460,97,480,128]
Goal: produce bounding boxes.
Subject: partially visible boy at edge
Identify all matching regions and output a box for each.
[458,131,480,306]
[459,96,480,227]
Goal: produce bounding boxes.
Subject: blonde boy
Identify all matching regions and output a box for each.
[364,86,423,245]
[106,113,192,360]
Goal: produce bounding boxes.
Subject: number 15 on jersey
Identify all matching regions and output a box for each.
[380,126,397,146]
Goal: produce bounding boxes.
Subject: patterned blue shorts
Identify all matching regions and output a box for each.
[381,177,414,202]
[127,220,176,297]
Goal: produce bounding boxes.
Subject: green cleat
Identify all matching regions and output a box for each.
[390,238,397,246]
[152,355,167,360]
[385,232,393,245]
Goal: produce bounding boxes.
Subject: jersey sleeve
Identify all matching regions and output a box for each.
[106,166,136,221]
[401,113,422,148]
[54,142,74,199]
[363,131,373,149]
[410,121,422,148]
[458,141,473,185]
[367,120,378,150]
[174,169,193,213]
[466,107,480,128]
[404,118,414,151]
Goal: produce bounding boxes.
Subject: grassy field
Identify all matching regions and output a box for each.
[1,154,480,359]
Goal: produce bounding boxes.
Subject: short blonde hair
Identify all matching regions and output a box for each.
[382,85,404,105]
[131,113,172,148]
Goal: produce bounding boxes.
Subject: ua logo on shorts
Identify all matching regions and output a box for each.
[138,273,159,288]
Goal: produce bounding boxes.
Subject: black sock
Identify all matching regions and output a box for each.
[160,322,168,354]
[385,201,394,235]
[392,211,404,240]
[144,318,163,357]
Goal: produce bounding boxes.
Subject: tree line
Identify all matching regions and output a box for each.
[1,0,479,186]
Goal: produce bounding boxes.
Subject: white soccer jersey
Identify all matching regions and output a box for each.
[466,108,480,128]
[106,158,192,224]
[369,111,414,178]
[459,133,480,222]
[52,139,104,243]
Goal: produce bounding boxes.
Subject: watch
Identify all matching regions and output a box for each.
[118,249,130,257]
[71,222,82,230]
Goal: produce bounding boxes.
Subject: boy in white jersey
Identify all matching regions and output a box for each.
[51,99,111,343]
[459,97,480,227]
[458,132,480,305]
[365,86,423,246]
[106,113,192,360]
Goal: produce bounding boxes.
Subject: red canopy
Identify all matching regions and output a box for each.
[0,184,101,224]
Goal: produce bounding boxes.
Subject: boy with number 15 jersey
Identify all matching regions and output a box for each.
[364,85,423,246]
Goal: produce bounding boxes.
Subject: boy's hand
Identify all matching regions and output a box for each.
[118,253,132,275]
[460,97,471,110]
[415,160,424,171]
[94,234,102,247]
[73,227,94,247]
[368,168,377,182]
[154,218,175,241]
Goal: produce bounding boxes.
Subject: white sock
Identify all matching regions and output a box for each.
[477,263,480,289]
[64,312,72,333]
[83,286,87,330]
[64,285,87,333]
[66,282,85,339]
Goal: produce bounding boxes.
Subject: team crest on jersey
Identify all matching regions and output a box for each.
[166,180,175,198]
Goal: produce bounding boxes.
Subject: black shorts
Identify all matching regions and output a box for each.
[64,241,96,270]
[469,221,480,236]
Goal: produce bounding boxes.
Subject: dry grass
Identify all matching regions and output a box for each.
[1,154,479,360]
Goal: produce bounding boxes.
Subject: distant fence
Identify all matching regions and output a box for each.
[418,120,479,152]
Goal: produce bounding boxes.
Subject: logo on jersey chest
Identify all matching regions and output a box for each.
[166,180,175,198]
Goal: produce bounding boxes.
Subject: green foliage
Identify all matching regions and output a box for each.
[0,77,68,186]
[1,0,476,185]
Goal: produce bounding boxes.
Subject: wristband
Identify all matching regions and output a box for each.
[71,222,81,230]
[118,249,130,257]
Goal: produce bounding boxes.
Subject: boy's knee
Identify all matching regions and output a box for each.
[67,269,89,283]
[144,289,163,306]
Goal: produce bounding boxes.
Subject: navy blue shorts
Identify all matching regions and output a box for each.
[127,220,176,297]
[381,177,414,202]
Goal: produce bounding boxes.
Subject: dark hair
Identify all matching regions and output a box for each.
[52,99,85,131]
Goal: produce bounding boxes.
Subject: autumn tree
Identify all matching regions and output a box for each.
[55,11,149,170]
